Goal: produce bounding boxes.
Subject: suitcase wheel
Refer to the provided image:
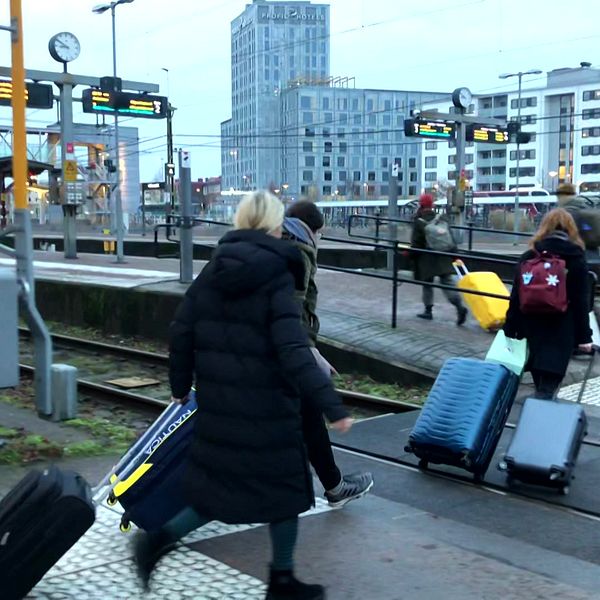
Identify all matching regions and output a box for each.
[559,486,570,496]
[119,518,132,533]
[107,493,118,507]
[418,459,429,471]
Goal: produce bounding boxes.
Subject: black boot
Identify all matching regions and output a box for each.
[417,305,433,320]
[133,530,177,592]
[266,569,326,600]
[457,306,468,326]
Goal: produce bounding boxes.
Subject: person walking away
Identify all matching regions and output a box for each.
[503,208,592,399]
[134,191,353,600]
[411,194,468,324]
[283,200,373,508]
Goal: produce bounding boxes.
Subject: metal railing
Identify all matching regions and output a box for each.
[153,216,517,329]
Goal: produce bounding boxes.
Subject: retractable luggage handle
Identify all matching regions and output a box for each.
[92,400,182,503]
[576,345,599,404]
[452,259,469,280]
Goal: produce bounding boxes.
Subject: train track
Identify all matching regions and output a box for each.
[17,328,600,520]
[18,328,419,415]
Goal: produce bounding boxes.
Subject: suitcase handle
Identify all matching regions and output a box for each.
[92,400,183,503]
[576,345,598,404]
[453,259,469,279]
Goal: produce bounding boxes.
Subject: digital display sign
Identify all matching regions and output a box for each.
[82,89,168,119]
[0,80,54,109]
[466,124,510,144]
[404,118,456,139]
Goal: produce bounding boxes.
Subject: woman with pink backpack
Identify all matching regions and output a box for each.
[503,208,592,399]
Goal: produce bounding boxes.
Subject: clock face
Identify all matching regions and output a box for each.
[49,32,81,63]
[452,87,472,109]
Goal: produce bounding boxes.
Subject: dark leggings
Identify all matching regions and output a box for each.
[531,369,563,400]
[301,401,342,491]
[162,506,299,571]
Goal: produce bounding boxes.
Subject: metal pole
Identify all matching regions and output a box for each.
[565,102,573,184]
[10,0,53,415]
[111,5,125,263]
[454,119,466,240]
[178,149,194,283]
[387,161,399,270]
[60,79,77,259]
[391,242,398,328]
[513,73,522,239]
[166,104,174,235]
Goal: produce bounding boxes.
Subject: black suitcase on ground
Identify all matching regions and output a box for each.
[499,350,594,495]
[0,465,96,600]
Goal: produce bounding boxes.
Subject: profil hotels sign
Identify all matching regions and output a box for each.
[258,6,325,22]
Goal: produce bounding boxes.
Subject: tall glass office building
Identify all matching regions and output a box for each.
[221,1,330,191]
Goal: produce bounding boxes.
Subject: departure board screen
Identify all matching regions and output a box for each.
[82,89,168,119]
[404,118,456,139]
[0,80,53,109]
[466,124,510,144]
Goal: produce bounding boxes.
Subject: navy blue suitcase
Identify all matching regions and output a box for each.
[405,358,519,480]
[106,394,197,532]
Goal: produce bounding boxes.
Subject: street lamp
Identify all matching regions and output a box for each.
[548,170,558,192]
[499,69,542,238]
[92,0,135,263]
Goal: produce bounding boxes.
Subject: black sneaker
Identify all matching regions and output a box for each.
[266,569,325,600]
[457,306,468,326]
[324,472,374,509]
[133,530,177,592]
[417,311,433,320]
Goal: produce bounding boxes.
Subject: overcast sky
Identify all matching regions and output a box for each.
[1,0,598,181]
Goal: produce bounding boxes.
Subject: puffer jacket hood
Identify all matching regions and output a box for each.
[282,217,317,250]
[206,229,305,295]
[533,232,586,258]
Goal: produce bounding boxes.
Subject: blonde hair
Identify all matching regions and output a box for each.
[530,208,584,249]
[233,190,284,233]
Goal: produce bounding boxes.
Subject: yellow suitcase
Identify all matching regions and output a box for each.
[453,260,510,332]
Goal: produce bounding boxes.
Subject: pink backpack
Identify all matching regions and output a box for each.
[518,251,568,314]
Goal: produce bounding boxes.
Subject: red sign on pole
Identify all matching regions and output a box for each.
[66,142,74,154]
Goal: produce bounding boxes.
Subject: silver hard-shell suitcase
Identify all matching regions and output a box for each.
[499,350,594,495]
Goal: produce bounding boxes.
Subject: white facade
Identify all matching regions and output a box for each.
[421,67,600,194]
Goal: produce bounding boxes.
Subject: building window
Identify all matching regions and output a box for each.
[492,149,506,158]
[582,127,600,138]
[510,149,536,160]
[510,96,537,108]
[322,156,331,167]
[583,108,600,120]
[302,170,313,182]
[322,185,332,195]
[303,141,313,152]
[424,172,437,182]
[581,163,600,174]
[324,141,332,152]
[478,167,491,176]
[409,185,417,195]
[323,128,331,137]
[582,145,600,156]
[509,167,536,177]
[337,156,345,167]
[425,156,437,168]
[380,185,389,196]
[492,166,506,175]
[409,158,416,168]
[394,157,402,167]
[583,90,600,101]
[339,171,347,181]
[353,170,361,181]
[300,96,311,109]
[302,112,313,125]
[380,157,388,168]
[425,142,438,150]
[305,127,315,137]
[304,156,315,167]
[324,171,332,181]
[409,172,417,182]
[448,155,456,165]
[367,171,376,181]
[322,96,330,110]
[323,112,333,123]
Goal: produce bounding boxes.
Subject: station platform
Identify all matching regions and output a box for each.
[3,250,600,598]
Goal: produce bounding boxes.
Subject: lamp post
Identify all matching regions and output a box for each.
[548,170,558,193]
[92,0,135,263]
[499,69,542,239]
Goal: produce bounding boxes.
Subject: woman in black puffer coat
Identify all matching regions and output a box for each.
[504,208,592,399]
[134,191,351,600]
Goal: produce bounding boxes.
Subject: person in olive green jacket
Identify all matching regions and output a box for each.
[283,201,373,508]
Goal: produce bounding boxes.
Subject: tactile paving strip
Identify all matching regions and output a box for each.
[27,498,333,598]
[559,376,600,406]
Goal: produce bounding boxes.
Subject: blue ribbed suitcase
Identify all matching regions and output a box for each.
[405,358,519,480]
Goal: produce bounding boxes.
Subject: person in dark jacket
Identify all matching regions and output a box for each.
[283,201,373,508]
[411,194,467,324]
[504,208,593,399]
[134,191,352,600]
